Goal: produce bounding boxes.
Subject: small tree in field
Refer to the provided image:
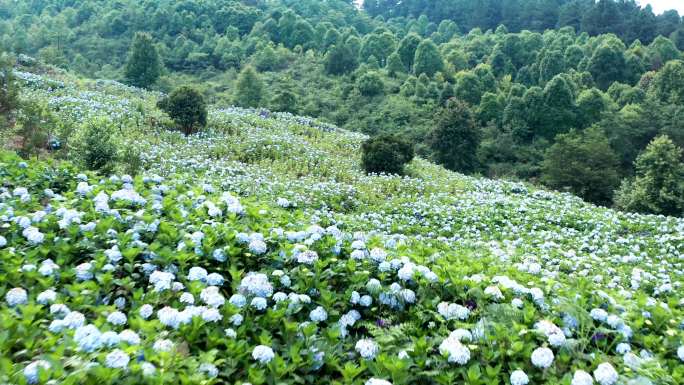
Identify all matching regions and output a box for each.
[428,99,480,173]
[157,86,207,135]
[124,32,162,89]
[234,66,264,108]
[361,134,414,175]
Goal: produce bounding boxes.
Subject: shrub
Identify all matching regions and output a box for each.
[15,100,55,157]
[361,134,414,174]
[158,86,208,135]
[357,71,384,96]
[75,119,118,173]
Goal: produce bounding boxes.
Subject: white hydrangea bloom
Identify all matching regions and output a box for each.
[6,288,28,307]
[24,360,51,384]
[365,379,392,385]
[355,339,379,359]
[593,363,618,385]
[309,306,328,322]
[510,369,529,385]
[531,347,554,369]
[571,370,594,385]
[439,336,470,365]
[252,345,275,364]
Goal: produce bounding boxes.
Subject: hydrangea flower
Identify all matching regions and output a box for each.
[355,339,379,359]
[437,302,470,320]
[359,295,373,307]
[200,286,225,307]
[510,369,529,385]
[139,304,153,319]
[105,349,129,369]
[678,346,684,362]
[153,339,174,352]
[119,329,141,345]
[238,273,273,298]
[571,370,594,385]
[309,306,328,322]
[199,363,218,378]
[593,363,618,385]
[149,270,174,292]
[24,360,51,384]
[23,226,45,244]
[531,347,554,369]
[252,345,275,364]
[107,311,127,326]
[229,294,247,308]
[158,307,181,329]
[251,297,267,310]
[365,379,392,385]
[248,239,267,254]
[6,288,28,307]
[37,289,57,304]
[74,324,103,352]
[439,336,470,365]
[101,331,120,347]
[206,273,224,286]
[296,250,319,264]
[188,266,208,282]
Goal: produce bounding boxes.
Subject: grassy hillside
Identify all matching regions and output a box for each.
[1,66,683,385]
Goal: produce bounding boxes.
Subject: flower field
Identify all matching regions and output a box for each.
[1,69,683,385]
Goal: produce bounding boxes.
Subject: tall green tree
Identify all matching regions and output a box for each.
[124,32,162,89]
[386,52,405,76]
[413,39,444,77]
[588,41,626,90]
[0,53,20,125]
[615,135,684,216]
[324,44,357,75]
[235,66,264,108]
[428,99,480,173]
[650,59,684,104]
[540,75,577,139]
[541,126,620,205]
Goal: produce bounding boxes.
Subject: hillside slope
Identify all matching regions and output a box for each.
[1,68,683,385]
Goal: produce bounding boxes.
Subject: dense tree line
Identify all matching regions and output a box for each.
[1,0,682,214]
[365,0,684,46]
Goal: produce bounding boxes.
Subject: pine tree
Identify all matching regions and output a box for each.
[428,99,480,173]
[324,44,357,75]
[234,66,264,108]
[386,52,405,77]
[413,39,444,77]
[124,32,162,89]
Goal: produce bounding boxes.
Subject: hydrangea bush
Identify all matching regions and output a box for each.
[0,69,683,385]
